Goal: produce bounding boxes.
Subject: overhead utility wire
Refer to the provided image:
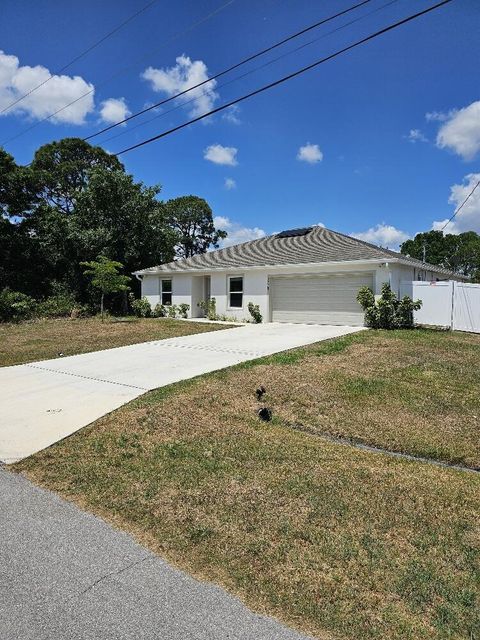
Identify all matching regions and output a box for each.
[114,0,453,156]
[85,0,373,141]
[98,0,400,146]
[0,0,159,115]
[1,0,235,147]
[441,179,480,231]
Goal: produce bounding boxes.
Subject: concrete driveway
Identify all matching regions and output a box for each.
[0,323,364,463]
[0,466,313,640]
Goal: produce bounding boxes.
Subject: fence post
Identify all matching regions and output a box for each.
[450,280,455,330]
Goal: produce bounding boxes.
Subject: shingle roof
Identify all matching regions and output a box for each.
[135,225,465,279]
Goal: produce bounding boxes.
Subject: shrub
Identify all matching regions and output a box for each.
[0,288,37,322]
[129,293,152,318]
[247,302,262,323]
[167,304,178,318]
[178,303,190,319]
[357,283,422,329]
[153,303,167,318]
[36,287,76,318]
[198,297,218,320]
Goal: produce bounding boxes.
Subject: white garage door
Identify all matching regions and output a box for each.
[270,273,373,325]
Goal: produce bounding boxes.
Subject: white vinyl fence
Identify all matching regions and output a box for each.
[400,281,480,334]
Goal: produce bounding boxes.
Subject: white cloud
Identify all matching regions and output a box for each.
[406,128,428,143]
[99,97,130,125]
[222,105,241,124]
[432,173,480,234]
[204,143,238,166]
[224,177,236,190]
[351,224,410,250]
[297,142,323,164]
[435,101,480,161]
[142,54,217,118]
[213,216,265,248]
[425,110,449,122]
[0,49,94,124]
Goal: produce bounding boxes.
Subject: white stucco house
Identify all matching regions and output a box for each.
[134,226,463,326]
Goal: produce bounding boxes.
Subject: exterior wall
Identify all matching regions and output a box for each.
[141,273,193,316]
[389,264,414,297]
[140,261,460,323]
[141,275,159,307]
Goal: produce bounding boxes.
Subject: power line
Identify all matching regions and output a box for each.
[0,0,159,116]
[98,0,400,147]
[85,0,373,141]
[1,0,235,147]
[114,0,453,157]
[441,179,480,231]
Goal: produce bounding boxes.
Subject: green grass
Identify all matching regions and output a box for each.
[15,328,480,640]
[0,316,231,367]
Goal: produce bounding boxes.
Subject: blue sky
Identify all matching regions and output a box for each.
[1,0,479,249]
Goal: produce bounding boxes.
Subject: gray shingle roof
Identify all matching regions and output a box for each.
[135,226,465,279]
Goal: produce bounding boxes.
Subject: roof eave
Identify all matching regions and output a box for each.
[133,257,392,276]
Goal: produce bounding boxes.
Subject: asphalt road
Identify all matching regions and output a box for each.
[0,467,312,640]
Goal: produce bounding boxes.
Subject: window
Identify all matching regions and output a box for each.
[229,276,243,308]
[161,279,172,305]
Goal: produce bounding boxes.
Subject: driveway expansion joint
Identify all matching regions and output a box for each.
[25,363,149,392]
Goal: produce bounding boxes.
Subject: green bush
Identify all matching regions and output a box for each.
[178,303,190,319]
[198,298,218,320]
[129,293,152,318]
[357,283,422,329]
[167,304,178,318]
[0,288,37,322]
[36,288,77,318]
[153,303,167,318]
[247,302,262,323]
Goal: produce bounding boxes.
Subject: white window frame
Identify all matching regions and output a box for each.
[161,278,172,306]
[228,275,244,309]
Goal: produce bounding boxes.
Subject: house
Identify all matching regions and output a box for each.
[134,226,464,325]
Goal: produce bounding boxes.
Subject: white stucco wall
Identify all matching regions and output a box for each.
[140,260,457,323]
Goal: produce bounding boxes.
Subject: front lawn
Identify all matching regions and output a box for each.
[0,316,230,367]
[16,329,480,640]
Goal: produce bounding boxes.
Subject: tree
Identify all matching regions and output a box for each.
[0,148,39,294]
[165,195,227,258]
[73,168,176,273]
[30,138,123,214]
[81,257,130,320]
[0,148,36,218]
[400,230,480,280]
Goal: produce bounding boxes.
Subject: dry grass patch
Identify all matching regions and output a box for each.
[16,329,480,640]
[0,316,230,367]
[256,329,480,468]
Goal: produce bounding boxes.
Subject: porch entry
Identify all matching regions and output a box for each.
[192,275,211,318]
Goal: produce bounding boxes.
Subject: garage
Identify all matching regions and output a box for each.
[269,272,373,325]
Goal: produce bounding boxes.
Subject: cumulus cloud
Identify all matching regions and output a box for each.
[213,216,265,248]
[297,142,323,164]
[222,105,241,124]
[435,101,480,160]
[204,144,238,166]
[432,173,480,234]
[142,54,218,118]
[224,177,236,190]
[406,128,428,143]
[0,50,94,124]
[99,97,131,125]
[351,224,410,250]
